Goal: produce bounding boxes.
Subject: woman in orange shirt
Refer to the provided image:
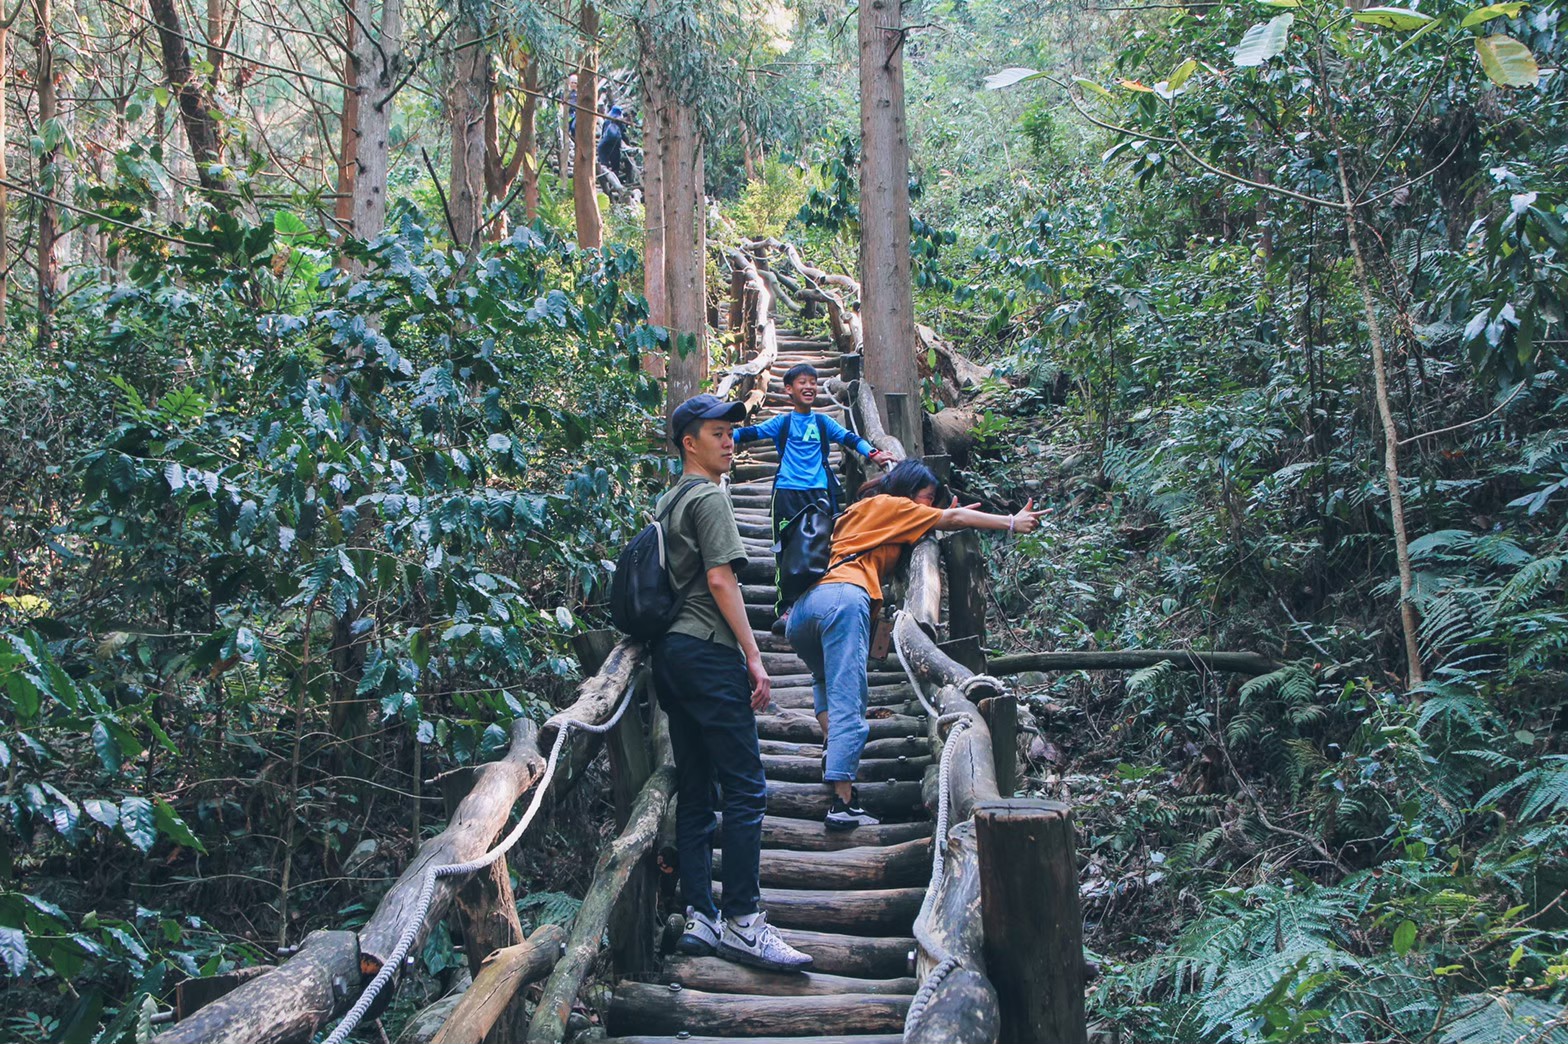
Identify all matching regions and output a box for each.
[785,460,1045,829]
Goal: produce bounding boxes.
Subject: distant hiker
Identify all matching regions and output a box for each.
[597,105,626,175]
[654,393,814,971]
[787,460,1045,829]
[734,363,893,636]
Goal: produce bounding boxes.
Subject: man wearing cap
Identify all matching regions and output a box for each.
[651,393,814,972]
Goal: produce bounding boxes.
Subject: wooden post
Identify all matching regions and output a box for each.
[942,530,986,648]
[938,637,985,675]
[441,772,526,979]
[977,694,1017,797]
[973,799,1086,1044]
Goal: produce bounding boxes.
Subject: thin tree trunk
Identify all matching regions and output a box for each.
[572,0,602,249]
[663,94,704,411]
[334,12,359,251]
[148,0,229,193]
[639,27,667,335]
[483,48,531,239]
[448,1,488,251]
[349,0,405,245]
[520,56,539,222]
[0,22,10,334]
[858,0,920,454]
[34,0,57,347]
[1321,62,1423,688]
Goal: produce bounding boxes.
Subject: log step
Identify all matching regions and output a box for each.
[712,886,925,935]
[760,754,931,783]
[607,985,911,1037]
[611,1038,900,1044]
[771,684,915,711]
[661,956,917,996]
[755,713,923,744]
[766,780,925,820]
[757,735,929,759]
[719,836,933,889]
[743,815,934,852]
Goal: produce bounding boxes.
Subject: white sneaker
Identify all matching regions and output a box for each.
[675,906,722,956]
[717,911,813,971]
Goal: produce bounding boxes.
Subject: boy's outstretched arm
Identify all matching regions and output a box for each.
[733,411,782,447]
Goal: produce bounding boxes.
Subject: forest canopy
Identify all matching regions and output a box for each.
[0,0,1565,1039]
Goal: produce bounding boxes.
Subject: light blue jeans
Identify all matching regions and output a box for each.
[786,581,872,782]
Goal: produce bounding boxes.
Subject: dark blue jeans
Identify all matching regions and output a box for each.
[651,632,766,920]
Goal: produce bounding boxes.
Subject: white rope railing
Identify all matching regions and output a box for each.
[321,681,638,1044]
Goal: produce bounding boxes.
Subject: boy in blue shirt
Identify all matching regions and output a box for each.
[734,363,892,633]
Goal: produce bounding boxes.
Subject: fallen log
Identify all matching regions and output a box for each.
[150,930,361,1044]
[430,924,567,1044]
[744,814,932,852]
[717,836,932,890]
[988,648,1281,676]
[712,885,924,935]
[760,753,931,783]
[360,719,548,980]
[526,763,676,1043]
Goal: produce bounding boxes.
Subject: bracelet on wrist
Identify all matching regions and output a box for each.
[1007,514,1016,533]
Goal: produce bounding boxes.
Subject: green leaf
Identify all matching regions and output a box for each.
[119,796,156,853]
[84,798,120,829]
[1167,58,1199,92]
[1073,76,1111,98]
[153,798,208,854]
[1233,14,1295,66]
[1393,919,1417,955]
[1461,1,1526,27]
[1475,34,1539,86]
[1354,7,1436,29]
[984,66,1044,90]
[0,926,27,976]
[273,210,310,236]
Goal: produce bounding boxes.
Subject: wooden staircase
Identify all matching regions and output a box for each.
[602,329,931,1043]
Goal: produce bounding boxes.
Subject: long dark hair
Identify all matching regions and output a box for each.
[856,459,944,503]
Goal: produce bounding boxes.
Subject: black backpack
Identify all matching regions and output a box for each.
[775,500,872,603]
[609,480,704,641]
[774,415,845,513]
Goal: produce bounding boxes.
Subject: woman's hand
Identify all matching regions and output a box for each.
[1010,498,1047,535]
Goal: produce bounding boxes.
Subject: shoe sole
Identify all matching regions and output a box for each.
[716,942,813,972]
[825,817,873,831]
[674,936,717,956]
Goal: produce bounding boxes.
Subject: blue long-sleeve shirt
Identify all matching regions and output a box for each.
[734,411,876,491]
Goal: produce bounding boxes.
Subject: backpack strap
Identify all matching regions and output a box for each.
[655,478,705,523]
[774,415,789,460]
[825,547,873,573]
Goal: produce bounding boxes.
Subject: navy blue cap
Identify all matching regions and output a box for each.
[670,393,745,444]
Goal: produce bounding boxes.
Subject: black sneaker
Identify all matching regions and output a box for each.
[825,790,880,831]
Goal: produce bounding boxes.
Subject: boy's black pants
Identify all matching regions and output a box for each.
[771,487,832,616]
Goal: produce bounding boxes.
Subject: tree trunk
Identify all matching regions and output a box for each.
[663,94,706,415]
[148,0,229,193]
[571,0,602,249]
[0,22,9,334]
[350,0,405,245]
[34,0,57,347]
[639,42,666,329]
[448,2,488,251]
[519,54,539,221]
[858,0,920,454]
[334,12,360,246]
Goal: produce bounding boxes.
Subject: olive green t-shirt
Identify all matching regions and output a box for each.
[655,477,748,649]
